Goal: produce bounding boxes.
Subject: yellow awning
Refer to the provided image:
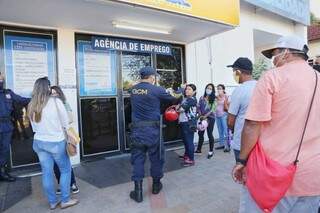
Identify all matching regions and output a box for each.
[114,0,240,26]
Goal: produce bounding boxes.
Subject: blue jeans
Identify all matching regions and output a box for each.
[233,149,240,162]
[180,122,195,161]
[216,113,228,148]
[240,186,320,213]
[33,139,71,205]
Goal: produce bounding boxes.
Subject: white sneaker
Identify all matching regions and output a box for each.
[50,201,60,210]
[60,198,79,209]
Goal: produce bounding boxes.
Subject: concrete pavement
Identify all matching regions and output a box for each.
[2,147,241,213]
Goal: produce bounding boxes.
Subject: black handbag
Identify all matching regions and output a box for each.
[188,117,197,132]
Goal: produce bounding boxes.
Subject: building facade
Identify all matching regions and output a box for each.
[0,0,310,169]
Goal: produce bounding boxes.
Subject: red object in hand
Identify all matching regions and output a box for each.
[164,105,179,122]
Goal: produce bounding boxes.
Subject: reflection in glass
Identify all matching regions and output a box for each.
[122,52,151,94]
[156,48,182,90]
[157,47,183,142]
[81,98,118,155]
[124,97,132,149]
[11,103,37,167]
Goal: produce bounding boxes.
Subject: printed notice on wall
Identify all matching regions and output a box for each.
[84,50,111,92]
[77,41,117,96]
[12,41,48,94]
[4,34,55,97]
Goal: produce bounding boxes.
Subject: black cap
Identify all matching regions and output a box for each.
[227,57,253,72]
[139,66,158,78]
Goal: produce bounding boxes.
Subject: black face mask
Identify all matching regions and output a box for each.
[314,64,320,72]
[0,81,4,90]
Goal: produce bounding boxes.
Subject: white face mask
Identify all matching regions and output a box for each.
[205,89,212,95]
[271,50,287,67]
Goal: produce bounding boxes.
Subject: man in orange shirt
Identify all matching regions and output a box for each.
[232,36,320,212]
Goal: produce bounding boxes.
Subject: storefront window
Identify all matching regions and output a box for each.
[1,28,57,168]
[156,47,183,90]
[122,52,152,94]
[157,47,183,143]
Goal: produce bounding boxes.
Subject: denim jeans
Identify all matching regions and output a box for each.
[233,149,240,162]
[240,186,320,213]
[216,113,228,148]
[33,139,71,205]
[180,122,195,161]
[197,117,215,152]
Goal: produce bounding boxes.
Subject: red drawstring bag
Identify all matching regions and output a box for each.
[246,141,297,212]
[245,70,318,212]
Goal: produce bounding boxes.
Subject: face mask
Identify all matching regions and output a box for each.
[0,81,4,90]
[271,50,287,67]
[233,71,240,84]
[205,89,212,95]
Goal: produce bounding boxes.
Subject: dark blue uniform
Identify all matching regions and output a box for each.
[0,89,30,167]
[130,82,176,181]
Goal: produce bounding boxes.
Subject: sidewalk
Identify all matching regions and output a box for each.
[1,147,241,213]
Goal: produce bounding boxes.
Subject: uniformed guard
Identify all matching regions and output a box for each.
[129,66,178,203]
[0,73,30,182]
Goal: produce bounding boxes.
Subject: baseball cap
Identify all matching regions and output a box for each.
[261,35,309,59]
[227,57,253,72]
[139,66,158,78]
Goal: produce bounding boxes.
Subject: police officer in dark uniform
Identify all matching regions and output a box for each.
[0,73,30,182]
[129,67,178,203]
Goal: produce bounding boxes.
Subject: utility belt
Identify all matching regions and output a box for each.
[0,117,11,123]
[129,120,160,129]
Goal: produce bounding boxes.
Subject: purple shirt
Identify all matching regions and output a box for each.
[197,96,215,118]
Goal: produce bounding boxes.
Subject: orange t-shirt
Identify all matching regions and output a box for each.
[246,60,320,196]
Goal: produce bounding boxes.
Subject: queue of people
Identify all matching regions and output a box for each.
[1,34,320,212]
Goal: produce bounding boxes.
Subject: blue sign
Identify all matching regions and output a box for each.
[4,34,55,97]
[244,0,310,25]
[77,41,117,96]
[92,37,172,55]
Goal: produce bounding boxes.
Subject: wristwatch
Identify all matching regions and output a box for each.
[236,158,247,166]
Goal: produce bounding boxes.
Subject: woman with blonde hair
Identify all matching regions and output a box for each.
[28,77,78,210]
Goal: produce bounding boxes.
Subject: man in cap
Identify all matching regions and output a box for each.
[232,36,320,212]
[0,72,30,182]
[129,66,178,203]
[226,58,257,162]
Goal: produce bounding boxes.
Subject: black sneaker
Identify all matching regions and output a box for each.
[207,153,214,159]
[71,184,80,194]
[224,148,231,153]
[56,189,61,195]
[194,150,202,155]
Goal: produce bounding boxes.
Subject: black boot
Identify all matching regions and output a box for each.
[152,178,163,195]
[130,181,143,203]
[0,165,16,182]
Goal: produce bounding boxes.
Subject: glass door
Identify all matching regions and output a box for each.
[121,52,152,149]
[156,47,184,143]
[76,38,120,156]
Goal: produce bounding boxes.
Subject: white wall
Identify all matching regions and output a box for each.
[57,29,80,165]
